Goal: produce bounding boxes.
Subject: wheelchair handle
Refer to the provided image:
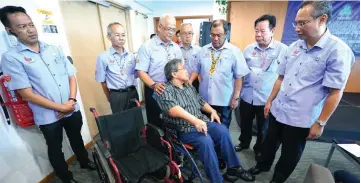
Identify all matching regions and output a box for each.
[89,107,99,118]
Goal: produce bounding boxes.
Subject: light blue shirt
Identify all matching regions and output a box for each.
[136,35,183,83]
[194,41,250,106]
[270,30,355,128]
[180,43,201,75]
[241,40,288,106]
[1,41,79,125]
[95,47,136,89]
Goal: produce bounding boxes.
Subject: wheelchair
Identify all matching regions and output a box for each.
[89,101,183,183]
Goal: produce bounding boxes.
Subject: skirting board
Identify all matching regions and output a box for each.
[38,140,94,183]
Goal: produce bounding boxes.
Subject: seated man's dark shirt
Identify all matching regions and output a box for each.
[155,81,210,135]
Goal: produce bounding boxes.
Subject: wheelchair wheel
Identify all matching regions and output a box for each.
[92,148,111,183]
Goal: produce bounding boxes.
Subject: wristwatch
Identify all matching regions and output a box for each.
[316,119,326,126]
[69,98,77,102]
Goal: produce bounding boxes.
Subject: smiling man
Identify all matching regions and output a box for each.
[0,6,95,183]
[248,2,355,183]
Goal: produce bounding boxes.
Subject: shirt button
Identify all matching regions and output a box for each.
[47,64,49,66]
[53,74,55,76]
[289,83,291,86]
[300,63,303,65]
[59,85,61,87]
[295,73,298,76]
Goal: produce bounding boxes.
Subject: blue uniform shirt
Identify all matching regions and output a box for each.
[241,40,288,105]
[1,41,79,125]
[179,43,201,75]
[194,41,250,106]
[95,47,136,89]
[135,35,183,83]
[270,30,355,128]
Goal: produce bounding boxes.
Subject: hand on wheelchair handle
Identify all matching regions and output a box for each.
[195,120,208,136]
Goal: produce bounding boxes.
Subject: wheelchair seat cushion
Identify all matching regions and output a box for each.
[114,144,169,182]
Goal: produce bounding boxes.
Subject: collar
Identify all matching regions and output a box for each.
[180,43,193,49]
[109,46,128,56]
[255,38,276,51]
[207,39,230,51]
[16,41,48,53]
[300,29,331,50]
[154,34,173,47]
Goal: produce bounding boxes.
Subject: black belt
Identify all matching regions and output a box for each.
[110,86,136,93]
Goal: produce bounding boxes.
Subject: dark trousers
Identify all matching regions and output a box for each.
[109,87,139,113]
[257,113,309,182]
[144,85,162,127]
[39,111,89,182]
[192,79,200,92]
[211,105,232,128]
[238,99,268,152]
[334,170,359,183]
[179,122,241,183]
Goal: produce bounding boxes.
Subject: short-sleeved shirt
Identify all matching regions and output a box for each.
[241,40,288,105]
[95,47,136,89]
[179,43,201,75]
[194,41,250,106]
[155,82,209,135]
[135,35,183,83]
[1,41,79,125]
[270,29,355,128]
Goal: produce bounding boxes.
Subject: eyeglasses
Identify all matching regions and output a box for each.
[255,30,270,34]
[292,20,312,28]
[160,24,176,33]
[177,67,186,71]
[210,33,225,38]
[180,32,194,36]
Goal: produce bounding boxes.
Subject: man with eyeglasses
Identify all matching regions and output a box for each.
[95,22,138,113]
[179,23,201,91]
[189,19,250,129]
[234,15,287,158]
[248,2,355,183]
[136,14,183,127]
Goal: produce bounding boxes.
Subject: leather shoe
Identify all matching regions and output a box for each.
[227,166,255,182]
[234,144,249,152]
[219,158,227,171]
[248,165,269,175]
[69,179,80,183]
[80,161,97,170]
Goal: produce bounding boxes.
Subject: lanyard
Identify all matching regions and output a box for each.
[113,54,127,76]
[210,49,222,74]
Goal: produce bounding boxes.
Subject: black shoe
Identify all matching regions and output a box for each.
[222,172,238,182]
[248,165,269,175]
[80,161,97,170]
[219,158,227,171]
[234,144,249,152]
[69,179,80,183]
[227,167,255,182]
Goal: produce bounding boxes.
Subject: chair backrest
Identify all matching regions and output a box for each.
[97,107,145,158]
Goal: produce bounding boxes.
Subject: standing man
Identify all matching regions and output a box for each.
[248,2,355,183]
[0,6,95,183]
[136,14,182,127]
[179,23,201,91]
[189,20,250,128]
[95,22,138,113]
[235,15,287,157]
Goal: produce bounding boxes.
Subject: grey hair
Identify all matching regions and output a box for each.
[299,1,332,23]
[164,59,183,81]
[159,14,176,25]
[180,23,192,33]
[107,22,123,35]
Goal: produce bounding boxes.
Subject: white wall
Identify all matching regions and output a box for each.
[0,0,92,182]
[138,1,213,17]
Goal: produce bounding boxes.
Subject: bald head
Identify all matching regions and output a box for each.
[157,14,176,43]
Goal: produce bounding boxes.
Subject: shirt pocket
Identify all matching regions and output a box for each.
[299,55,326,81]
[53,55,67,76]
[263,55,277,72]
[126,58,136,75]
[218,55,232,77]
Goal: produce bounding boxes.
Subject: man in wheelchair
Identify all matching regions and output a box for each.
[155,59,255,183]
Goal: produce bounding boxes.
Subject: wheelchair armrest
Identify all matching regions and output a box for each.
[95,139,111,159]
[146,123,164,137]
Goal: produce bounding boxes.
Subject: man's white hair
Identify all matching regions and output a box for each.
[107,22,123,35]
[180,23,192,32]
[159,14,176,25]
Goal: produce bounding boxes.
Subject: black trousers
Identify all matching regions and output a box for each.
[238,99,268,152]
[39,111,89,182]
[257,113,309,182]
[192,79,200,92]
[144,85,162,127]
[109,88,139,113]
